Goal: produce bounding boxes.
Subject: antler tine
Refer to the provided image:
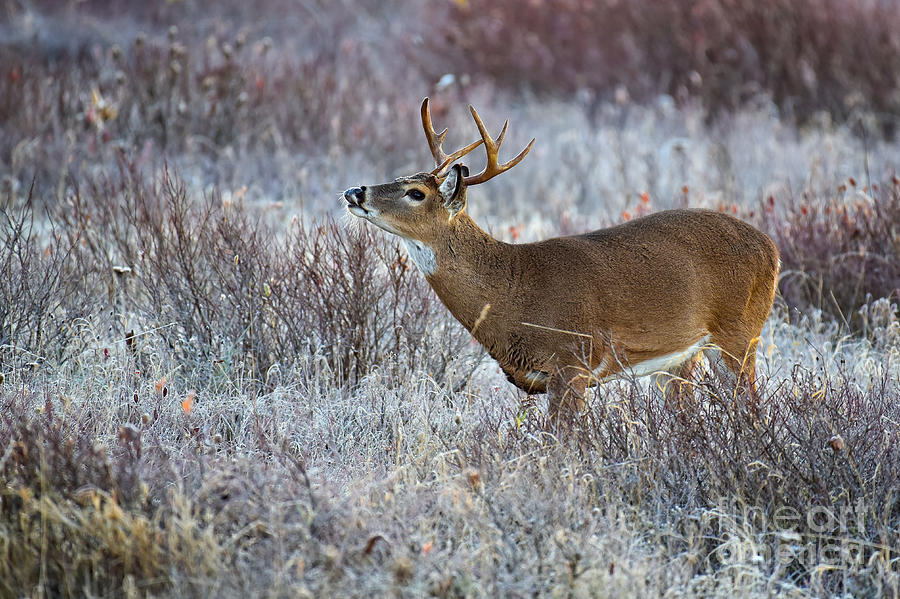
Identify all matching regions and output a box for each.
[496,120,509,145]
[464,105,535,186]
[421,98,448,166]
[421,98,483,178]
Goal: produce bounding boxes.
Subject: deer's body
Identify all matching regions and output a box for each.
[345,99,779,417]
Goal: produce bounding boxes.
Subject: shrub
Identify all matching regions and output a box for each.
[0,189,98,371]
[763,179,900,331]
[58,162,472,386]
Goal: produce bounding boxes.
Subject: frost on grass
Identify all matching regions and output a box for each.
[2,2,900,597]
[3,160,899,597]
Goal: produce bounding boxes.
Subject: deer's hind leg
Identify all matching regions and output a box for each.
[708,267,775,404]
[710,312,766,417]
[711,278,775,401]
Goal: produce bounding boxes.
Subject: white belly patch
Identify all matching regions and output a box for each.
[593,335,711,381]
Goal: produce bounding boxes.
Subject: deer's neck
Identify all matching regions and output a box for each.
[421,213,517,335]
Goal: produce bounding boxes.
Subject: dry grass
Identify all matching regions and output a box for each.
[1,1,900,597]
[2,316,898,596]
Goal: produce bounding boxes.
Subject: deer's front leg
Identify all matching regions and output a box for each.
[547,367,588,421]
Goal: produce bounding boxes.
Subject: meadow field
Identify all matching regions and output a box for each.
[1,1,899,596]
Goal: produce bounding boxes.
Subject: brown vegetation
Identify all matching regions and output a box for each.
[430,0,900,135]
[763,181,900,331]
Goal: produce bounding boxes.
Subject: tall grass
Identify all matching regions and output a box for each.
[2,344,898,596]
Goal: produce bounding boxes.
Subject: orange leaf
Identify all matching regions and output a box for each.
[154,377,167,393]
[182,390,196,415]
[422,541,433,555]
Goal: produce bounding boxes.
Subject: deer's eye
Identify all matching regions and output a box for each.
[406,189,426,201]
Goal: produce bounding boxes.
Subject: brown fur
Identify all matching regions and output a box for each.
[345,167,779,419]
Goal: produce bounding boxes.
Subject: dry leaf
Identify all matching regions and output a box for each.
[182,390,196,415]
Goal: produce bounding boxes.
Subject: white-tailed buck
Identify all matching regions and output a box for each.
[344,98,779,418]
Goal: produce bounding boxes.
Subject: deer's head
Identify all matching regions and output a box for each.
[344,98,534,246]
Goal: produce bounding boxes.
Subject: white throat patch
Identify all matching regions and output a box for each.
[403,240,438,275]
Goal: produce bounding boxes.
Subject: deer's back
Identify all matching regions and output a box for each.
[512,209,779,334]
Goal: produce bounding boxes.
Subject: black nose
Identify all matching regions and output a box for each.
[345,186,366,201]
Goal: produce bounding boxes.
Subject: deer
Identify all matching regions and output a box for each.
[343,98,780,419]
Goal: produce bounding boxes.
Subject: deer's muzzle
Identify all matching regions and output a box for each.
[343,186,368,215]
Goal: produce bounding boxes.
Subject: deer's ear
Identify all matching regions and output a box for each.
[439,164,469,218]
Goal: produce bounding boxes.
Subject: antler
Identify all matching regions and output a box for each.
[464,105,535,186]
[421,98,483,178]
